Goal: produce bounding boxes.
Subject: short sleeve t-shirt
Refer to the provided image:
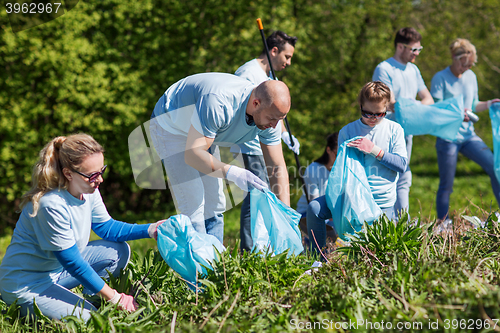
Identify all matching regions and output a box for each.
[232,59,273,155]
[431,67,478,142]
[0,189,111,305]
[373,57,427,121]
[338,118,407,208]
[152,72,281,148]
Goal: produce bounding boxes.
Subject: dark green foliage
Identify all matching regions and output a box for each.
[2,0,500,228]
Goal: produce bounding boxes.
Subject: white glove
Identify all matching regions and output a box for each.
[226,165,268,191]
[281,132,300,155]
[148,220,166,240]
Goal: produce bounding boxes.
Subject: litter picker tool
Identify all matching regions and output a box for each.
[256,18,309,203]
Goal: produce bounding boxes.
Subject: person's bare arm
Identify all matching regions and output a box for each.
[184,125,230,177]
[261,142,290,206]
[475,99,500,112]
[388,90,396,111]
[418,88,434,105]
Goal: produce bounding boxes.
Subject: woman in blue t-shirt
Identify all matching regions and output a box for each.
[430,38,500,221]
[0,134,164,322]
[307,81,408,252]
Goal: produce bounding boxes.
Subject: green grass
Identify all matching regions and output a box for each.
[409,132,498,220]
[1,130,500,332]
[1,213,499,332]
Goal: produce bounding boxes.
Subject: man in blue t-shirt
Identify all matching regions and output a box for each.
[232,30,300,251]
[149,73,291,243]
[372,27,434,218]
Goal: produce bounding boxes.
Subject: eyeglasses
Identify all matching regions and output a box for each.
[361,108,387,119]
[454,53,475,69]
[73,165,107,183]
[402,44,423,54]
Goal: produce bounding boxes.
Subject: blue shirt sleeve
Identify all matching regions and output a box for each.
[91,189,112,224]
[53,244,105,294]
[194,93,228,138]
[372,64,393,91]
[92,218,150,242]
[379,151,408,173]
[415,66,427,93]
[430,73,444,101]
[35,205,75,251]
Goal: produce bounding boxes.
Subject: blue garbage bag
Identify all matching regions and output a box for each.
[250,188,304,256]
[490,103,500,183]
[395,95,464,141]
[157,214,225,289]
[325,137,382,241]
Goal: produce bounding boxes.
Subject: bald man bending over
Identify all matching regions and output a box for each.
[149,73,291,243]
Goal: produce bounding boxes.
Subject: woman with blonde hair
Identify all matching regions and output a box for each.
[430,38,500,221]
[0,134,163,321]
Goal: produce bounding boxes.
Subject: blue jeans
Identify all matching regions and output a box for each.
[394,135,412,216]
[436,136,500,219]
[239,154,270,251]
[306,195,395,251]
[18,240,130,322]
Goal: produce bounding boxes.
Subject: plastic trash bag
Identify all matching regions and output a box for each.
[250,188,304,256]
[325,137,382,241]
[157,214,225,289]
[490,103,500,184]
[395,95,464,141]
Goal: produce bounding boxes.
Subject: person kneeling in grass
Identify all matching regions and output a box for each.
[0,134,164,322]
[306,81,408,252]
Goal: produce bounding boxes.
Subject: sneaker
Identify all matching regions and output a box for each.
[305,261,323,275]
[434,219,453,234]
[461,215,486,229]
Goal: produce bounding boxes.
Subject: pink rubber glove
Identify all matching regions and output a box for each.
[463,108,471,122]
[118,293,138,312]
[108,290,138,313]
[347,138,384,160]
[148,219,166,240]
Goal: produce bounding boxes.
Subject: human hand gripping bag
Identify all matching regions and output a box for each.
[157,214,225,289]
[395,95,464,141]
[325,137,382,241]
[490,103,500,183]
[250,188,304,256]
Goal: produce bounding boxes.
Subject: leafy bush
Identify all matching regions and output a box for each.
[3,0,500,229]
